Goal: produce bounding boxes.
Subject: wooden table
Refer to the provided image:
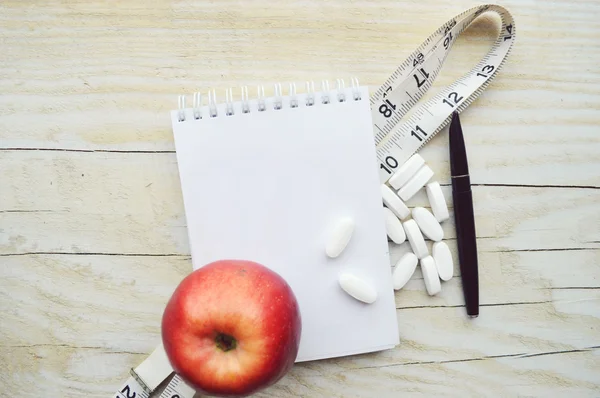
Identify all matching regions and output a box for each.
[1,0,599,396]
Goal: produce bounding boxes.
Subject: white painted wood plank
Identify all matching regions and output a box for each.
[1,1,600,186]
[1,151,598,255]
[1,250,599,396]
[2,251,598,360]
[1,345,598,398]
[2,334,599,397]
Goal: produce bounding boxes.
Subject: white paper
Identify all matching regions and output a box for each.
[171,87,399,362]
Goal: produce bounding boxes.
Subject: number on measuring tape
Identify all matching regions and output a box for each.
[442,92,463,108]
[410,125,427,142]
[114,377,149,398]
[378,99,396,118]
[112,343,197,398]
[413,68,430,88]
[159,374,196,398]
[370,4,516,182]
[113,373,195,398]
[380,155,399,174]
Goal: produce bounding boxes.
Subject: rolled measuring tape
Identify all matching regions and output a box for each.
[112,4,515,397]
[372,3,515,182]
[113,343,195,398]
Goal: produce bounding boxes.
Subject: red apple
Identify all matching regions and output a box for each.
[161,259,302,397]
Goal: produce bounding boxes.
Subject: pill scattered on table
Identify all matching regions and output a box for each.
[420,256,441,296]
[392,252,418,290]
[383,207,406,244]
[338,272,378,304]
[412,207,444,242]
[426,181,450,222]
[325,217,354,258]
[389,153,425,190]
[398,165,434,201]
[338,153,454,299]
[381,184,410,219]
[432,241,454,281]
[403,219,429,259]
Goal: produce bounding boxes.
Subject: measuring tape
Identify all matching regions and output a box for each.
[113,343,196,398]
[372,3,515,183]
[115,373,194,398]
[112,4,514,397]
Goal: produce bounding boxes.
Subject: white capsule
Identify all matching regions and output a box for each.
[392,252,418,290]
[403,219,429,259]
[426,181,450,222]
[389,153,425,190]
[412,207,444,242]
[420,256,441,296]
[381,184,410,220]
[383,207,406,244]
[398,165,434,201]
[432,241,454,281]
[325,217,354,258]
[338,272,377,304]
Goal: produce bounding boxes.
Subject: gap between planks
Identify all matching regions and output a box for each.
[2,343,599,369]
[1,148,599,190]
[1,246,598,258]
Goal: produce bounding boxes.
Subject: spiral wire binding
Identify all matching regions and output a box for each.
[336,79,346,102]
[208,89,218,118]
[273,83,283,110]
[305,81,315,106]
[193,92,202,120]
[241,86,250,114]
[176,78,361,122]
[257,85,266,112]
[178,95,186,122]
[225,88,234,116]
[321,80,330,104]
[289,82,298,108]
[351,77,361,101]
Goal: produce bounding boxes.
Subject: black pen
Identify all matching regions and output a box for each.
[449,111,479,317]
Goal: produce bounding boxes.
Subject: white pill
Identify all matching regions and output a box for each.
[426,181,450,222]
[403,219,429,259]
[432,241,454,281]
[392,252,418,290]
[389,153,425,190]
[398,165,434,201]
[338,272,377,304]
[420,256,441,296]
[412,207,444,242]
[381,184,410,220]
[325,217,354,258]
[383,207,406,244]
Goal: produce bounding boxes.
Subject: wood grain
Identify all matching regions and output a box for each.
[1,0,599,396]
[1,151,598,255]
[1,251,599,396]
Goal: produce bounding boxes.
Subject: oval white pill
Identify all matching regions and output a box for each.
[403,219,429,259]
[381,184,410,220]
[420,256,441,296]
[398,165,434,201]
[389,153,425,190]
[426,181,450,222]
[392,252,418,290]
[339,273,378,304]
[412,207,444,242]
[432,241,454,281]
[383,207,406,244]
[325,217,354,258]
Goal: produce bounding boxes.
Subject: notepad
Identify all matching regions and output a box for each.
[170,81,399,362]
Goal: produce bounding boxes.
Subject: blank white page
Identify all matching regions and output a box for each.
[171,86,399,362]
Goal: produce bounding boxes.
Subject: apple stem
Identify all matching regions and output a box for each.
[215,333,237,352]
